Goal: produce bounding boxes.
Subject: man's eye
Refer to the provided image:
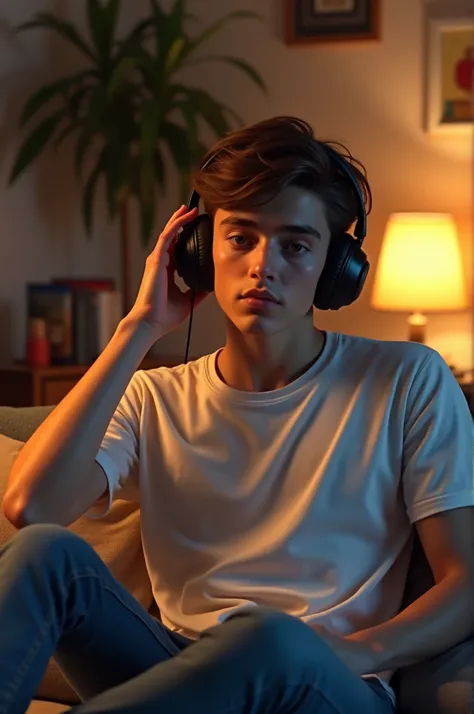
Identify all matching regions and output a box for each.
[285,242,308,254]
[228,236,308,253]
[229,235,248,246]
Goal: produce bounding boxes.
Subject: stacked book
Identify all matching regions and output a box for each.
[26,278,122,365]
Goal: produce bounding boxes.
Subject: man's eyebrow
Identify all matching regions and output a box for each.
[219,216,321,240]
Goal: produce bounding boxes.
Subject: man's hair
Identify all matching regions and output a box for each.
[191,116,372,236]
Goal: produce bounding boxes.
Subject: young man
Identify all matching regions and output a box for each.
[1,117,473,714]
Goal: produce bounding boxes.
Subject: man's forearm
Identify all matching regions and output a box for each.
[349,571,473,671]
[3,317,156,527]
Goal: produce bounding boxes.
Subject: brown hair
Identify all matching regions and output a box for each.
[191,116,372,236]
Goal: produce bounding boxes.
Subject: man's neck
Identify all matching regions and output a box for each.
[216,324,326,393]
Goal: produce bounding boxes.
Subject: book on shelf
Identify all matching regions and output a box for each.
[27,279,122,365]
[27,283,74,364]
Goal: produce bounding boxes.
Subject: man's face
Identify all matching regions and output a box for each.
[212,186,331,335]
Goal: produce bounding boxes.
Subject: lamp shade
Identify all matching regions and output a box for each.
[371,213,468,312]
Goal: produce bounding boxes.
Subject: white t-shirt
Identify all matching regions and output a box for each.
[93,331,473,700]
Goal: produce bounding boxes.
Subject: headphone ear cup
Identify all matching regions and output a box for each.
[314,233,370,310]
[194,215,215,293]
[174,214,215,293]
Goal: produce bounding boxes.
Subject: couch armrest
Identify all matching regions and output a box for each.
[0,406,55,442]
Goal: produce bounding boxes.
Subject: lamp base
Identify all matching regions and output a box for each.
[407,312,427,343]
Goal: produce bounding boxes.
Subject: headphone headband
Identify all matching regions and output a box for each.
[322,145,367,243]
[186,152,217,212]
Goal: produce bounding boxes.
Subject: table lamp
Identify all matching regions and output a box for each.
[371,213,468,343]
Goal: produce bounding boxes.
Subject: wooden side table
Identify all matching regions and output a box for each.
[0,355,182,407]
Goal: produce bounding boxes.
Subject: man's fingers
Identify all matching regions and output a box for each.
[147,205,189,256]
[165,204,188,228]
[153,207,198,256]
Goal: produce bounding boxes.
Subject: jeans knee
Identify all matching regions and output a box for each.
[228,607,321,673]
[5,523,83,565]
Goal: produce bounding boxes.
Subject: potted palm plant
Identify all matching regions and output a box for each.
[9,0,266,312]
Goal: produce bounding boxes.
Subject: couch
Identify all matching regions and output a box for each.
[0,405,472,714]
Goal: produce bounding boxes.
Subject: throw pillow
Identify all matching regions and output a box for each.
[0,434,153,704]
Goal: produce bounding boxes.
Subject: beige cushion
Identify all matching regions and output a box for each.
[0,434,153,704]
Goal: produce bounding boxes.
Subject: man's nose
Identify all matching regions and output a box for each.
[249,241,280,280]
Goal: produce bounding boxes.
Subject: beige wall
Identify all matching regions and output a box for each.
[0,0,472,369]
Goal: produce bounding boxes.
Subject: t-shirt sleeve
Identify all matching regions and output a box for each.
[402,349,474,524]
[86,372,142,519]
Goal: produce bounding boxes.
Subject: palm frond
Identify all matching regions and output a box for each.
[17,13,95,62]
[20,71,91,126]
[54,121,79,149]
[82,150,107,236]
[9,110,64,183]
[86,0,120,66]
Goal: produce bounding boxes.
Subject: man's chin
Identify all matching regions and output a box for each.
[228,308,314,337]
[231,313,284,335]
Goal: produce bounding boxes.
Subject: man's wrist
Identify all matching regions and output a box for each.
[346,629,388,672]
[116,315,162,351]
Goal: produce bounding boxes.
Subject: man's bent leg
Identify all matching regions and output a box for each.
[70,608,395,714]
[0,524,187,714]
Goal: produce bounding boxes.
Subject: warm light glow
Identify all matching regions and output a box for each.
[371,213,468,312]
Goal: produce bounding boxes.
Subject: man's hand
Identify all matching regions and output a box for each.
[127,204,209,340]
[313,627,379,676]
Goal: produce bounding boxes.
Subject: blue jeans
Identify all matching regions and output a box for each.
[0,524,395,714]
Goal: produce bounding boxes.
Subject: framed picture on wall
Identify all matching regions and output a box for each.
[426,17,474,134]
[285,0,380,45]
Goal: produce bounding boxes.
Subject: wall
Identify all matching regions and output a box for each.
[0,0,472,369]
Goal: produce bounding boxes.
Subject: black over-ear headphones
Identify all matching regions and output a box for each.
[174,144,370,312]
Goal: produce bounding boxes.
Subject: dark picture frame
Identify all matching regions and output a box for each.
[285,0,381,45]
